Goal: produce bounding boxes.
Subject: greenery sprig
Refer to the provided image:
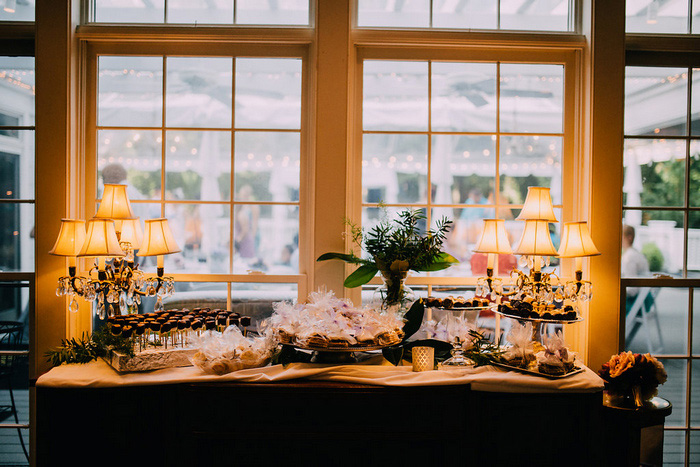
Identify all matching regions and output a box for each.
[44,325,136,367]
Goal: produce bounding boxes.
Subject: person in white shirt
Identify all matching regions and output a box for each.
[621,224,650,312]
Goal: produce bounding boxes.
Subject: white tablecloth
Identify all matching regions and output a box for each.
[37,357,604,393]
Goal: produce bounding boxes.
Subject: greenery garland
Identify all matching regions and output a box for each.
[45,325,135,367]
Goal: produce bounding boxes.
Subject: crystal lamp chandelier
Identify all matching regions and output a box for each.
[51,184,181,318]
[474,186,600,310]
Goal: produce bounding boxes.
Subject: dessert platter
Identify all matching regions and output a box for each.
[268,290,405,355]
[494,299,582,323]
[495,322,582,378]
[104,307,253,372]
[424,295,491,310]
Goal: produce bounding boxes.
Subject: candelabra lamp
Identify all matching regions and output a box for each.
[51,184,181,318]
[474,186,599,310]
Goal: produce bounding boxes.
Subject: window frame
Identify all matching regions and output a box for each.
[81,37,315,308]
[349,43,585,290]
[620,39,700,465]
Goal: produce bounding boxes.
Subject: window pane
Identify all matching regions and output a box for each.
[622,210,684,276]
[165,130,231,201]
[624,287,687,355]
[98,56,163,128]
[432,135,496,203]
[433,207,496,277]
[163,203,231,274]
[693,69,700,135]
[235,58,302,130]
[500,0,569,31]
[431,62,497,132]
[626,0,689,34]
[233,204,298,273]
[625,67,688,137]
[362,133,428,204]
[0,0,34,21]
[234,131,300,203]
[663,430,686,465]
[363,61,429,131]
[236,0,309,25]
[499,135,562,205]
[432,0,497,29]
[97,129,162,201]
[0,130,34,201]
[357,0,430,28]
[687,213,700,278]
[0,204,33,272]
[0,57,35,126]
[624,139,686,208]
[94,0,165,23]
[167,0,233,24]
[694,364,700,424]
[658,359,687,426]
[499,64,564,134]
[166,57,232,128]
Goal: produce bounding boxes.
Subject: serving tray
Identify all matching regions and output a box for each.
[491,361,585,379]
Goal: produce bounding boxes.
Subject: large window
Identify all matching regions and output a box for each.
[0,55,34,466]
[91,50,306,317]
[357,52,574,309]
[622,64,700,465]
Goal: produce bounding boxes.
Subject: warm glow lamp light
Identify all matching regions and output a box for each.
[52,184,180,317]
[473,186,599,310]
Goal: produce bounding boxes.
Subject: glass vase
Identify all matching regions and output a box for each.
[373,269,416,311]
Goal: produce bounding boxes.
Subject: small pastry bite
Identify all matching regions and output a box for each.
[239,316,251,327]
[110,323,123,336]
[425,297,441,308]
[121,325,134,338]
[441,297,454,309]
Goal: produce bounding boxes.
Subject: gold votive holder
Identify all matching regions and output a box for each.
[412,346,434,372]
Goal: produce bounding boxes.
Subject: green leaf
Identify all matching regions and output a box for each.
[414,253,459,271]
[382,345,404,366]
[404,339,454,362]
[400,299,425,341]
[316,252,362,263]
[343,264,379,288]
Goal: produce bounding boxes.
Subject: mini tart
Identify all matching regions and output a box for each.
[328,338,350,348]
[377,331,400,346]
[538,361,567,376]
[306,334,329,348]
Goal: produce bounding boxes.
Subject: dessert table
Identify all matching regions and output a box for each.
[36,357,609,466]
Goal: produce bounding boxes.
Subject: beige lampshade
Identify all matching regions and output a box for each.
[473,219,513,255]
[116,218,144,249]
[515,219,558,256]
[49,219,86,256]
[95,184,135,221]
[557,221,601,258]
[138,218,181,256]
[78,219,125,258]
[515,186,558,222]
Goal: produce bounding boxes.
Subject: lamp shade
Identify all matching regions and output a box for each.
[116,218,144,249]
[557,221,601,258]
[138,218,181,256]
[95,184,135,221]
[473,219,513,255]
[78,219,125,258]
[515,186,558,222]
[49,219,86,256]
[515,219,558,256]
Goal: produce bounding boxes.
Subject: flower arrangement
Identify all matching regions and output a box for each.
[598,351,667,405]
[317,209,457,307]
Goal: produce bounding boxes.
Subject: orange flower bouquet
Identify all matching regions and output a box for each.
[598,351,667,406]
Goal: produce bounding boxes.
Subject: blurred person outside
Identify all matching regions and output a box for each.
[234,185,260,259]
[621,224,650,312]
